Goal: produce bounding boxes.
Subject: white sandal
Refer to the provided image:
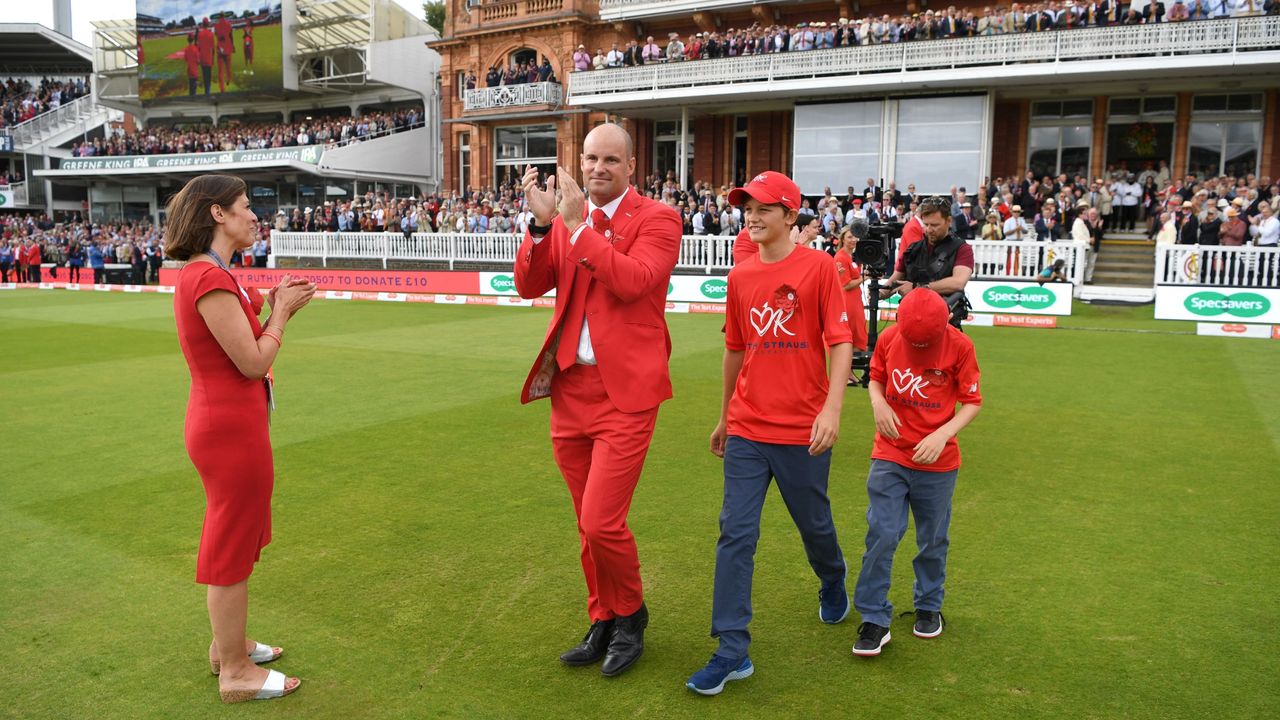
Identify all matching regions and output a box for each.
[209,641,282,675]
[219,669,300,704]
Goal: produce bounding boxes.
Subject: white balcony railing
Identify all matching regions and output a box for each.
[598,0,765,21]
[463,82,563,112]
[9,95,106,149]
[6,182,28,206]
[568,16,1280,98]
[271,231,1088,283]
[1155,245,1280,287]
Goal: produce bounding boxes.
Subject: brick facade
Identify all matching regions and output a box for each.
[432,1,1277,194]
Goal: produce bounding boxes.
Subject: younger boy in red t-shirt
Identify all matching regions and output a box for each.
[687,171,853,696]
[852,288,982,657]
[184,34,200,97]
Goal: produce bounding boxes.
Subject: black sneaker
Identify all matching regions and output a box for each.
[913,610,944,638]
[852,622,891,657]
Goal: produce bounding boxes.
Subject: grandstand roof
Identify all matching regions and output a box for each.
[297,0,374,54]
[0,23,93,75]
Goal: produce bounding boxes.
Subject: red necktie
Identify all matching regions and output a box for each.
[590,208,611,241]
[555,209,610,370]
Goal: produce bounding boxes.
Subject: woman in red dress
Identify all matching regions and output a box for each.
[166,174,314,704]
[834,226,868,351]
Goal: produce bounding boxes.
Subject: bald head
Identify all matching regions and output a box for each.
[585,122,634,162]
[581,123,636,205]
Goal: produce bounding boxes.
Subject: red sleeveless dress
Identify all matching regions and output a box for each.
[174,262,273,585]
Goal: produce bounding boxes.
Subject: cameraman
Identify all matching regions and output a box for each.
[879,196,973,328]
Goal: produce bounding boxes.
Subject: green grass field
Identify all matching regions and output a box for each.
[1,290,1277,719]
[139,24,284,102]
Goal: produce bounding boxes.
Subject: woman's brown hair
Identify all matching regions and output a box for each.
[162,174,247,261]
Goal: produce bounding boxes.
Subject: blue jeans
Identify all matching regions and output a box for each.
[710,436,846,661]
[853,459,958,627]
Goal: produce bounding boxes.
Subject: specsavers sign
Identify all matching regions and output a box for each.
[57,145,325,172]
[1155,286,1280,323]
[668,275,728,303]
[478,272,727,303]
[479,272,556,298]
[0,189,12,207]
[965,280,1073,316]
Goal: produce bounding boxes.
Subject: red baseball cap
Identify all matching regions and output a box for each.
[728,171,801,210]
[896,289,950,360]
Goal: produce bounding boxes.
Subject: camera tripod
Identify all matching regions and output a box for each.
[849,269,897,389]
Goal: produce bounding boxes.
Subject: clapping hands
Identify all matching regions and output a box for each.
[519,165,586,234]
[268,274,316,316]
[521,165,557,226]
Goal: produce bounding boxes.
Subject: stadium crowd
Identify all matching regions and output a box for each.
[0,76,89,128]
[0,163,23,186]
[0,214,166,285]
[67,107,424,158]
[568,1,1279,71]
[464,57,559,89]
[3,168,1276,285]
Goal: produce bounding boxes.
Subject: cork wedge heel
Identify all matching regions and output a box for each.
[219,669,300,704]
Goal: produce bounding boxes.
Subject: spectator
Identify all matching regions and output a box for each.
[0,240,13,283]
[641,36,662,64]
[1035,198,1064,240]
[1198,206,1223,245]
[665,33,685,62]
[1176,201,1200,244]
[1248,201,1278,247]
[572,45,590,72]
[953,201,979,239]
[1221,206,1247,246]
[606,42,624,68]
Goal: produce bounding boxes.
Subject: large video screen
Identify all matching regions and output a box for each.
[137,1,283,103]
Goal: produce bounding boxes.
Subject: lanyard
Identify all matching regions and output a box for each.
[207,249,232,272]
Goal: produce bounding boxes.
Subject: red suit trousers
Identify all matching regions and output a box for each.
[550,364,657,622]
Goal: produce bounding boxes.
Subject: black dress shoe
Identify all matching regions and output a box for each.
[601,603,648,677]
[559,619,614,666]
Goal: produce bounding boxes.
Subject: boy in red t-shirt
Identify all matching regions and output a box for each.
[851,288,982,657]
[687,171,853,696]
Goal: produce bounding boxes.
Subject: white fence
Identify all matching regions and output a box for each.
[568,16,1280,97]
[270,232,522,270]
[1155,245,1280,287]
[970,240,1087,286]
[271,231,1087,284]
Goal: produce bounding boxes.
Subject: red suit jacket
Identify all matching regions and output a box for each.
[514,187,682,414]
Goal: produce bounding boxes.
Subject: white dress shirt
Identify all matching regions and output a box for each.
[1250,215,1279,246]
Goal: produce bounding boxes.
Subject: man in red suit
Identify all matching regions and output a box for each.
[197,20,216,96]
[215,16,235,93]
[514,123,682,677]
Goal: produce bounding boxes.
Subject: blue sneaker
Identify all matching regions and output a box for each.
[686,655,754,696]
[819,577,850,624]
